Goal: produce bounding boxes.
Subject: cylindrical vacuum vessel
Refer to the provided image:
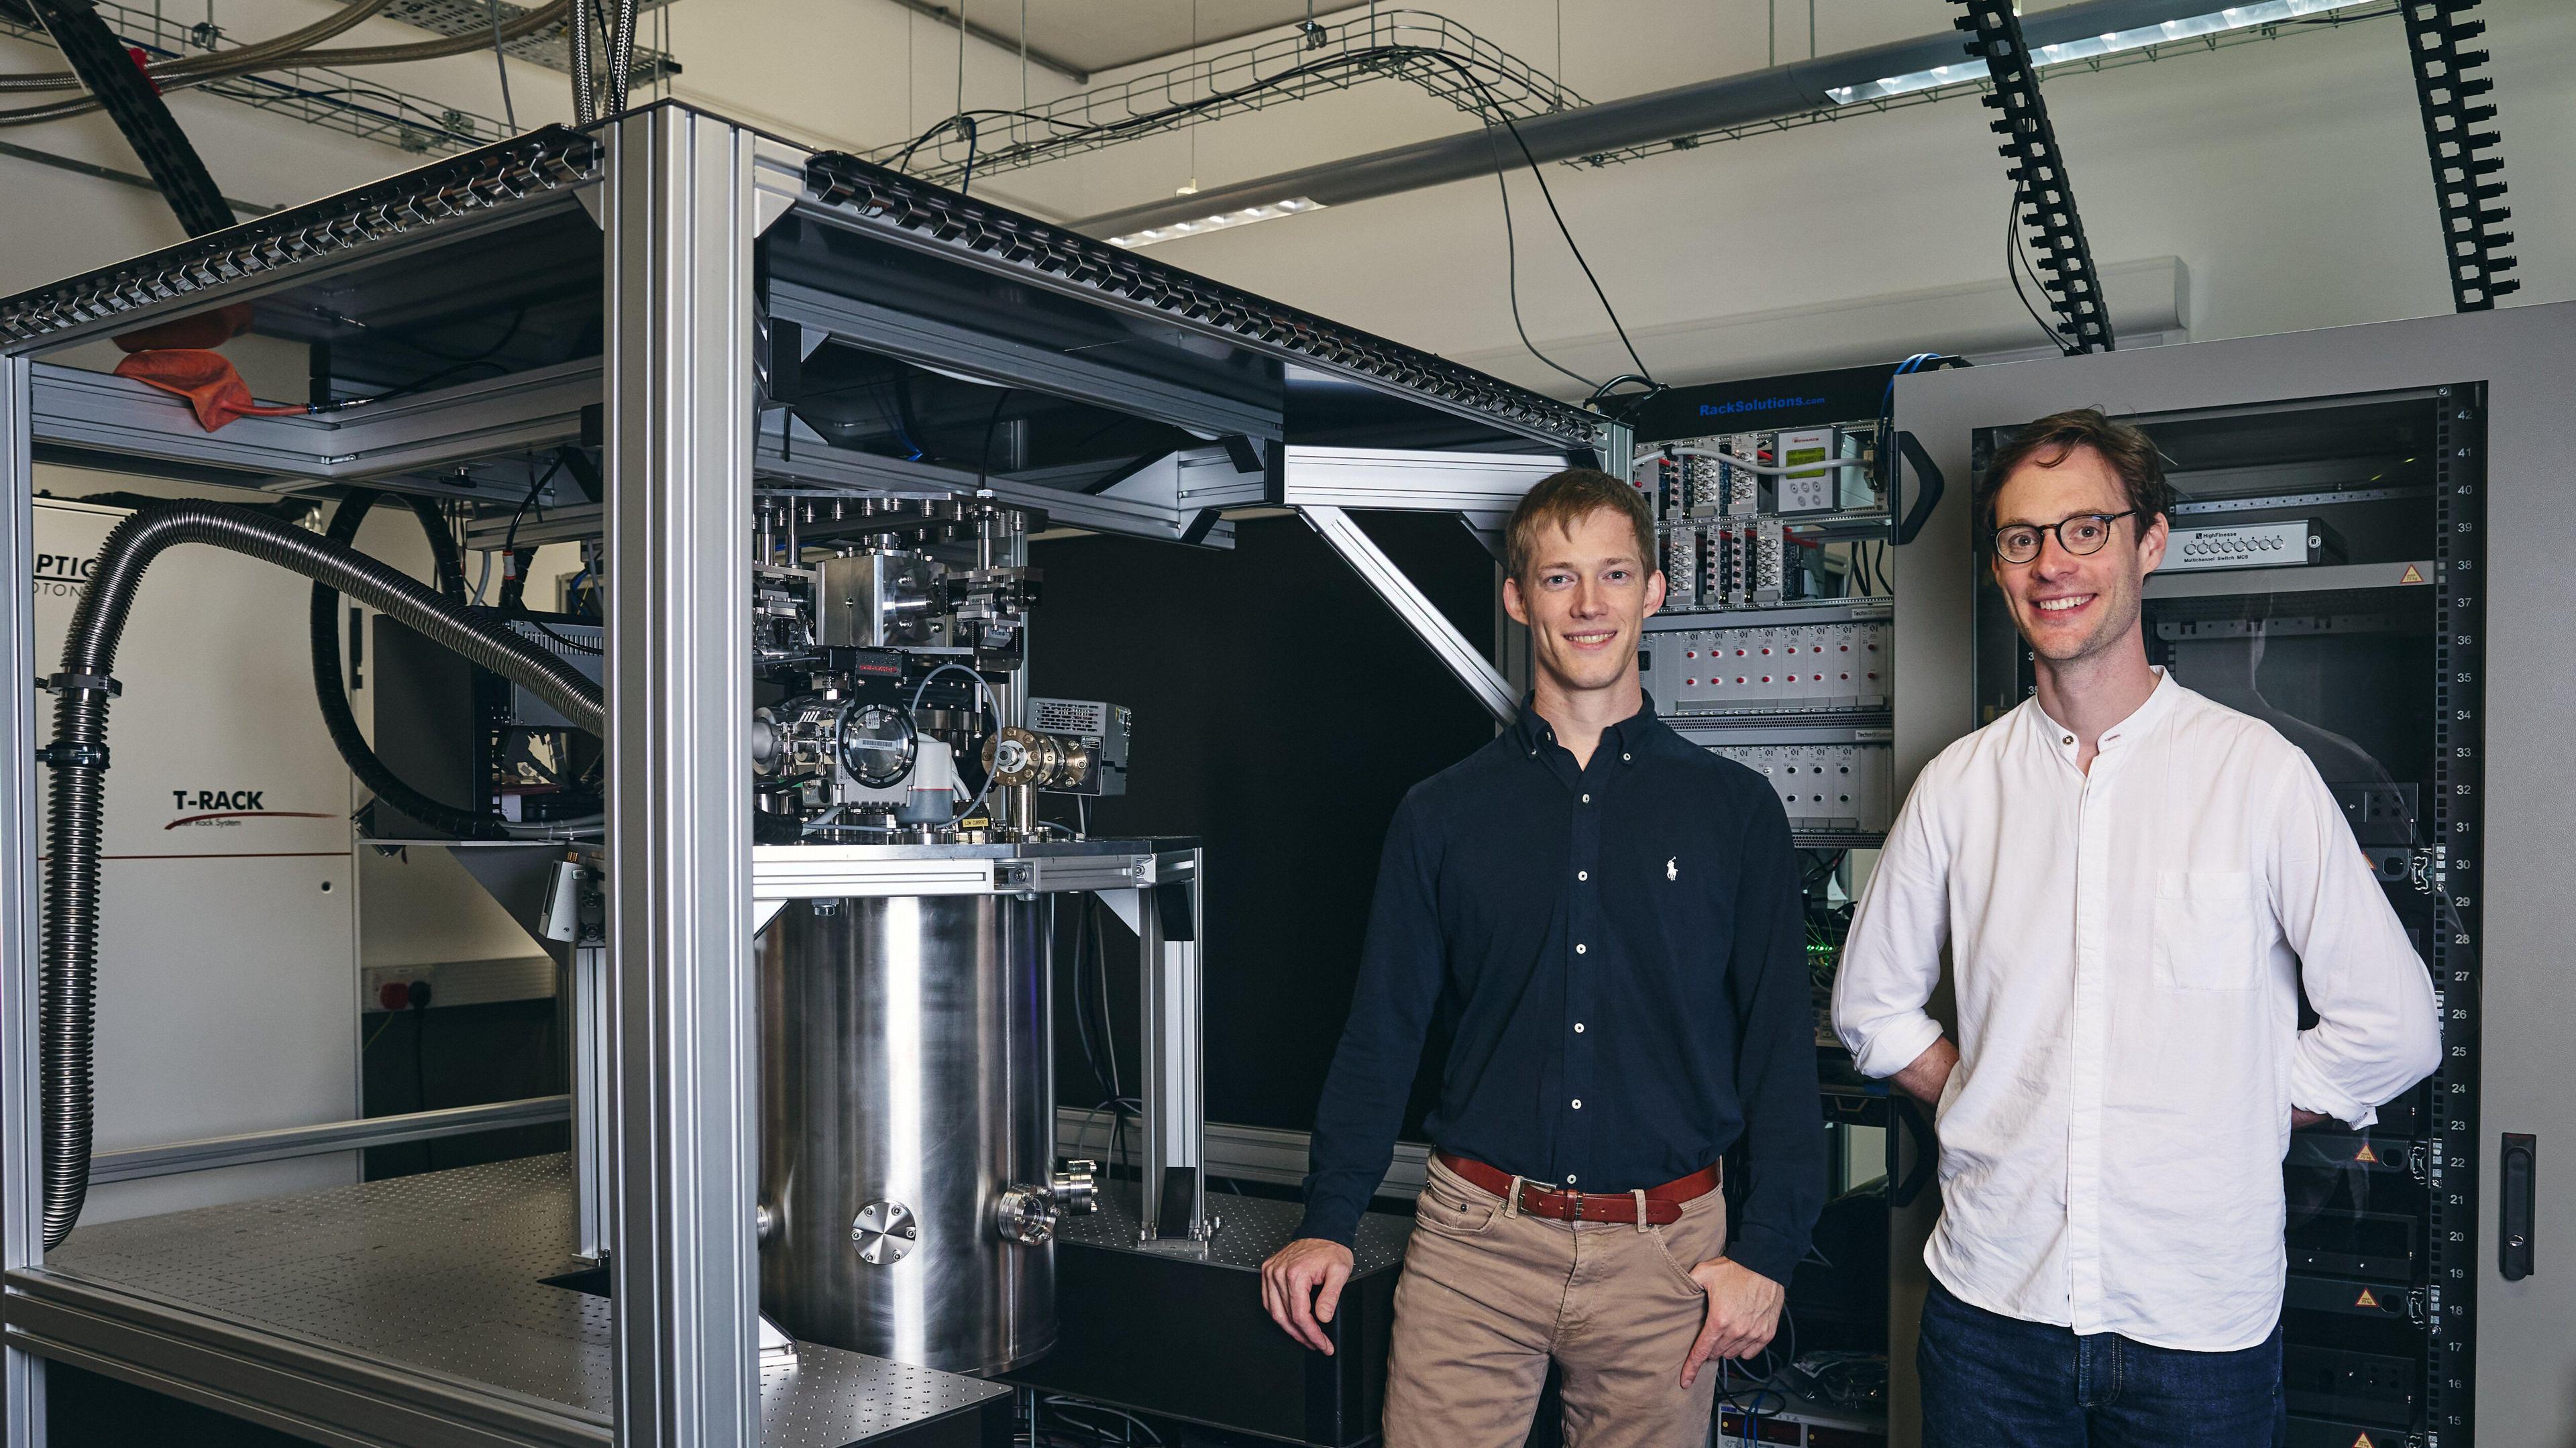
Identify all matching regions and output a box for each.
[757,892,1057,1374]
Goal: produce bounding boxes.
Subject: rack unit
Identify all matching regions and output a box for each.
[1629,382,1953,1448]
[1889,300,2576,1448]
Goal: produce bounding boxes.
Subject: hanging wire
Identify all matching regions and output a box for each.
[484,0,515,131]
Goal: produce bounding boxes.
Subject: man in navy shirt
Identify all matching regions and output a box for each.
[1260,468,1825,1447]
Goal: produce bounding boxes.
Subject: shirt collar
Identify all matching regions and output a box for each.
[1515,692,1660,764]
[2033,667,2179,761]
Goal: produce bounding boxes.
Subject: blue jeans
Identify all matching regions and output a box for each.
[1918,1278,2287,1448]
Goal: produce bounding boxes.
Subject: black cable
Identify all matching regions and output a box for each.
[1872,539,1892,596]
[315,309,529,411]
[1480,118,1598,392]
[882,45,1655,386]
[311,490,506,840]
[957,115,979,197]
[2004,186,2077,357]
[486,0,517,131]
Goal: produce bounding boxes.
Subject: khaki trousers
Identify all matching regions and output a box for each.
[1383,1159,1725,1448]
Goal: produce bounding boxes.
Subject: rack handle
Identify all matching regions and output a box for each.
[2502,1132,2536,1280]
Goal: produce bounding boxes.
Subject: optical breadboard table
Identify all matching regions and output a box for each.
[3,1155,1009,1447]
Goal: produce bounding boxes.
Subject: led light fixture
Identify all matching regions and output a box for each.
[1826,0,2373,106]
[1108,197,1325,249]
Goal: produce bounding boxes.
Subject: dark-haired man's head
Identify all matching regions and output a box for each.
[1977,409,2174,668]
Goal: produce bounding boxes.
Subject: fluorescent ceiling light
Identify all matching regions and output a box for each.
[1827,0,2370,105]
[1109,197,1325,249]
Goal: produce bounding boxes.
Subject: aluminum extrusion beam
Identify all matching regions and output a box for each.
[2,357,47,1448]
[1299,504,1517,725]
[87,1097,573,1184]
[1075,0,2271,237]
[1277,445,1565,512]
[30,357,594,485]
[767,280,1285,443]
[602,105,760,1448]
[1135,851,1208,1245]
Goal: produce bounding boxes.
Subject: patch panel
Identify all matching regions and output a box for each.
[1644,620,1890,717]
[1713,743,1893,835]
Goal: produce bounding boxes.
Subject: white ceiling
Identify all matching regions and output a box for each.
[927,0,1355,79]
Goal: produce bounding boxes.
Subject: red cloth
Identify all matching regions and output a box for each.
[113,349,306,431]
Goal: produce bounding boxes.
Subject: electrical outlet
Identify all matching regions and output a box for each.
[362,964,433,1013]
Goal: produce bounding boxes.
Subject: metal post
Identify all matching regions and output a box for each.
[574,942,612,1262]
[1,355,46,1448]
[1136,850,1208,1246]
[604,105,759,1448]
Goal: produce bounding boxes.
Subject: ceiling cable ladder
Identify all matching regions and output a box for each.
[2398,0,2516,311]
[1953,0,2115,353]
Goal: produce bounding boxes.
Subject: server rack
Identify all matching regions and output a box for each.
[1627,366,1974,1447]
[1886,300,2576,1448]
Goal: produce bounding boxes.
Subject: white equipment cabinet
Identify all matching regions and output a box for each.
[32,496,357,1221]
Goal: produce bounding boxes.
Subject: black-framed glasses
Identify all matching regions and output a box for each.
[1990,510,2137,565]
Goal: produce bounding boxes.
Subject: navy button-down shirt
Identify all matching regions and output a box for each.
[1296,695,1825,1286]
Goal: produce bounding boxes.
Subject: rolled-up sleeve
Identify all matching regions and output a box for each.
[2266,764,2442,1128]
[1833,773,1951,1081]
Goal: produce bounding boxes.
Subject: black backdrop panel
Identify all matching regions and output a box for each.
[1032,512,1499,1139]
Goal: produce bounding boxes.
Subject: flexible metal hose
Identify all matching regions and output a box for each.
[309,489,512,840]
[41,502,602,1247]
[606,0,637,112]
[568,0,597,123]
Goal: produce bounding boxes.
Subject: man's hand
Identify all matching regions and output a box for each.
[1260,1237,1356,1354]
[1678,1257,1785,1388]
[1890,1036,1960,1110]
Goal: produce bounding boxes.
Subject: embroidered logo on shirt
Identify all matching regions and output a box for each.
[1666,856,1678,881]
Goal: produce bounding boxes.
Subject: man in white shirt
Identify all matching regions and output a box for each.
[1833,408,2440,1446]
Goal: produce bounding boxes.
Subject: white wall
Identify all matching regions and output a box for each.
[804,0,2576,392]
[15,2,2567,397]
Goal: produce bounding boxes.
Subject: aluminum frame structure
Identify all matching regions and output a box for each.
[0,102,1600,1447]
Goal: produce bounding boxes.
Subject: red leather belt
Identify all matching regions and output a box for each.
[1434,1150,1720,1226]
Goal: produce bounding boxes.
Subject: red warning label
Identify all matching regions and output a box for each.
[2354,1143,2379,1164]
[2399,563,2425,584]
[2354,1287,2381,1309]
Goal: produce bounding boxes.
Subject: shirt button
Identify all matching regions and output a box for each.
[1574,943,1587,955]
[1621,753,1630,762]
[1573,1022,1586,1034]
[1576,870,1589,881]
[2063,735,2074,745]
[1566,1175,1578,1184]
[1580,793,1591,803]
[1571,1099,1582,1109]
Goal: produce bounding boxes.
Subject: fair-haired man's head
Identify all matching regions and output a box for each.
[1976,410,2174,671]
[1501,468,1665,702]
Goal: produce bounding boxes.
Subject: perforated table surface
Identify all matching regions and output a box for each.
[7,1154,1008,1447]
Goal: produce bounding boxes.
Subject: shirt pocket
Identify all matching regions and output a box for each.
[2152,869,2263,991]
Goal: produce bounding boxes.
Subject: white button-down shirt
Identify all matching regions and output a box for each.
[1833,671,2440,1351]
